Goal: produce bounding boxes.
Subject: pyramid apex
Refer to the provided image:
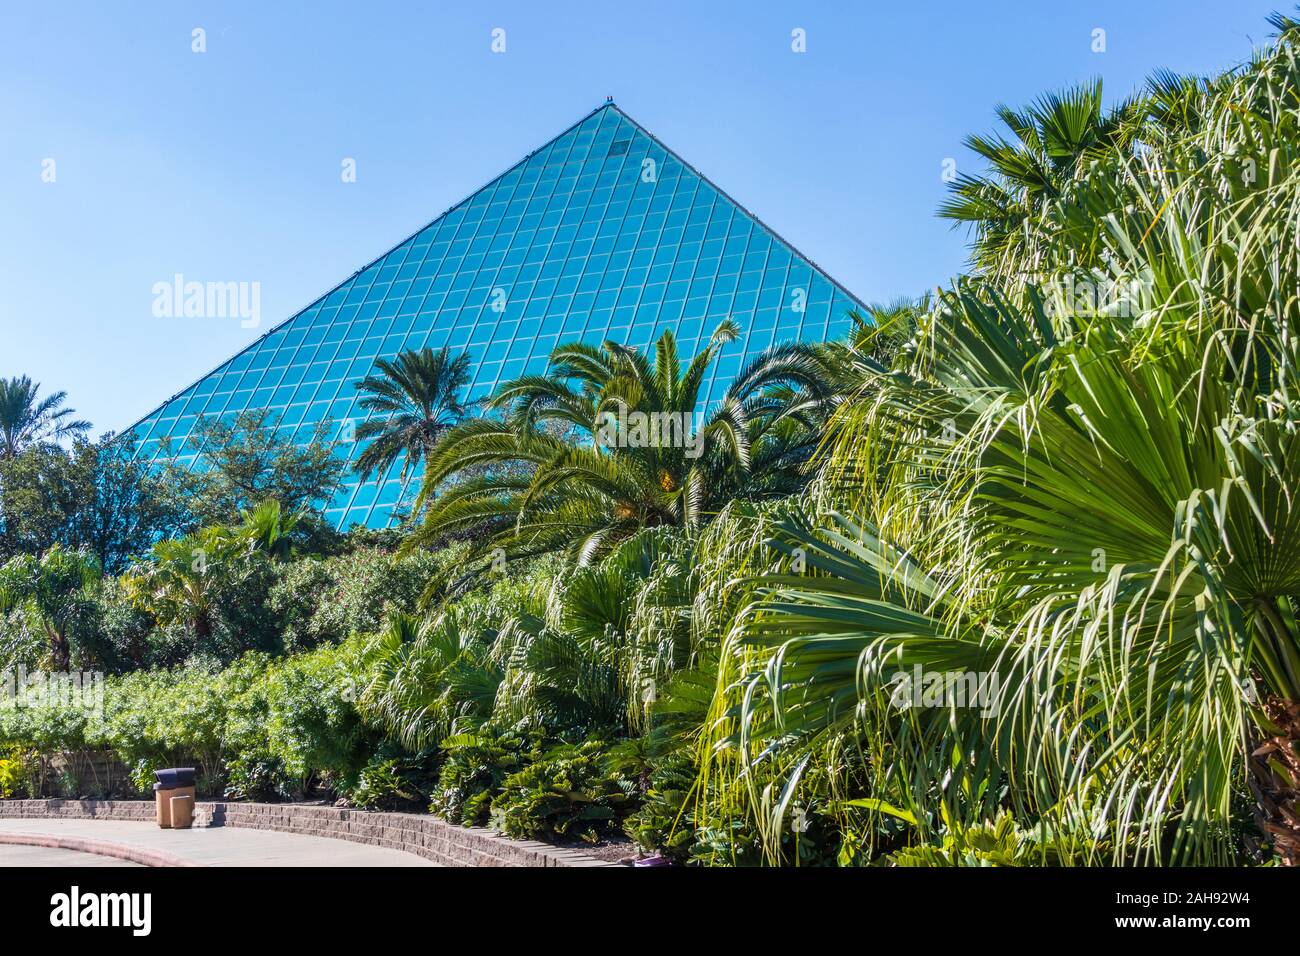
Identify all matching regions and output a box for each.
[125,99,865,530]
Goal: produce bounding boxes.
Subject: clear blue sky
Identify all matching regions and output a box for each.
[0,0,1282,435]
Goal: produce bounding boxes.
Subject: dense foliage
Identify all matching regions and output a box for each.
[4,11,1300,867]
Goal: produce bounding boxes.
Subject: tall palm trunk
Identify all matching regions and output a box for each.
[43,623,70,672]
[1248,697,1300,866]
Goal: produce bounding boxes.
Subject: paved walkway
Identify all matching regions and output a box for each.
[0,843,142,866]
[0,818,437,867]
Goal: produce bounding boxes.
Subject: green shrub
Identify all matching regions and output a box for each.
[623,747,697,860]
[202,556,281,661]
[884,813,1066,867]
[0,644,373,800]
[223,752,292,802]
[260,634,373,793]
[349,758,415,809]
[0,746,37,798]
[85,579,156,672]
[267,547,450,653]
[431,729,534,826]
[687,821,766,866]
[347,747,437,810]
[95,656,269,793]
[490,739,635,843]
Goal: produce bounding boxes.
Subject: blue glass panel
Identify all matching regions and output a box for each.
[125,103,864,528]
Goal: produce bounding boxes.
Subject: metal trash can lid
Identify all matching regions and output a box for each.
[153,767,197,788]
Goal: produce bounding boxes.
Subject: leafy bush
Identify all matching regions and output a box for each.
[349,758,417,809]
[83,579,156,672]
[0,637,374,800]
[223,752,292,802]
[490,739,635,843]
[260,634,373,793]
[623,746,696,861]
[885,814,1065,868]
[347,745,438,810]
[0,746,37,798]
[430,729,534,826]
[268,546,455,653]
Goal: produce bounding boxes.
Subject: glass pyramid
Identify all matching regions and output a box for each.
[126,102,865,529]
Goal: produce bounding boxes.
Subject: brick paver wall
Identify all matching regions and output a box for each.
[0,800,617,867]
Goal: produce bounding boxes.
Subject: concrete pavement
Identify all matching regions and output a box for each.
[0,843,142,866]
[0,817,438,867]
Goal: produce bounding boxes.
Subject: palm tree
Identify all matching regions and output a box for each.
[352,347,472,488]
[230,498,302,560]
[407,320,832,586]
[694,18,1300,866]
[937,79,1140,273]
[121,527,233,641]
[0,376,90,459]
[0,545,101,671]
[704,273,1300,864]
[358,610,502,749]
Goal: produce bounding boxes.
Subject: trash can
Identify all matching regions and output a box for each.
[170,793,195,829]
[153,768,197,829]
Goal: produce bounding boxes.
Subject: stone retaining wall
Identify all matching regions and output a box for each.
[0,800,618,867]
